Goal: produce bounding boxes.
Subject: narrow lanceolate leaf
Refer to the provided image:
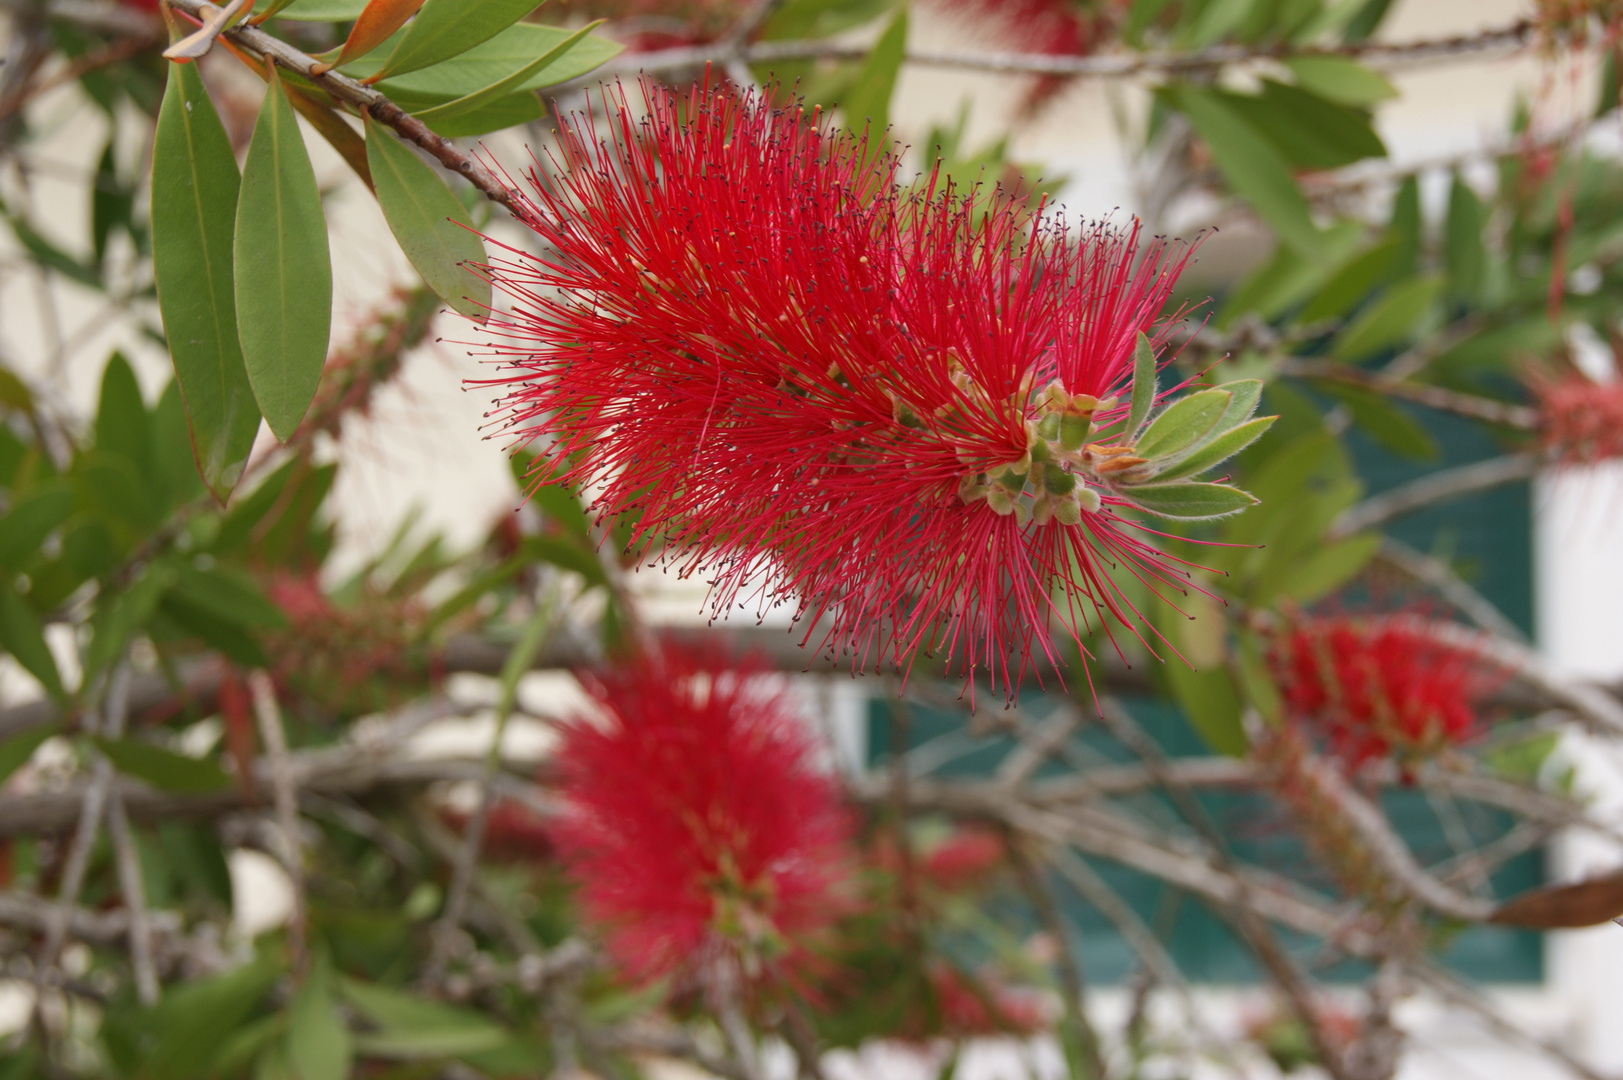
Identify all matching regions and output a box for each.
[1121,480,1258,520]
[1136,388,1231,461]
[0,580,66,702]
[289,960,352,1080]
[413,22,599,125]
[91,735,232,793]
[1212,378,1263,429]
[0,725,58,787]
[368,0,544,83]
[1165,84,1323,256]
[317,0,427,72]
[1126,332,1156,438]
[1156,415,1278,481]
[365,117,490,319]
[235,68,333,441]
[842,7,908,140]
[151,62,261,501]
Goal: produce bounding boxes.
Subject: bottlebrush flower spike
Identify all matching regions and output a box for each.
[1270,616,1504,770]
[1530,371,1623,465]
[551,645,851,987]
[483,78,1274,701]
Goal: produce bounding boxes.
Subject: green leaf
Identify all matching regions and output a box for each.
[92,736,232,793]
[842,8,907,141]
[371,0,552,81]
[1341,0,1394,40]
[1135,388,1230,460]
[414,21,599,125]
[1126,332,1157,438]
[1388,175,1421,279]
[1214,378,1263,428]
[1185,0,1250,47]
[0,724,58,786]
[364,118,491,319]
[346,23,622,98]
[352,1029,512,1059]
[400,89,544,139]
[1220,81,1386,171]
[1317,381,1439,461]
[140,954,279,1080]
[154,380,207,510]
[1283,56,1397,106]
[1296,235,1400,324]
[160,593,269,667]
[1166,662,1248,757]
[1259,531,1381,605]
[340,978,509,1058]
[1120,480,1259,520]
[1155,415,1278,480]
[0,579,65,701]
[74,452,160,535]
[273,0,366,18]
[1163,84,1322,255]
[2,210,101,287]
[151,62,261,501]
[289,959,351,1080]
[1234,629,1282,724]
[85,564,171,682]
[0,479,73,570]
[92,139,134,267]
[1444,173,1487,303]
[1332,274,1442,361]
[523,535,607,586]
[235,69,333,442]
[95,353,156,483]
[167,562,289,630]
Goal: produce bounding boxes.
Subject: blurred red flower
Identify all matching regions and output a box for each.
[1530,372,1623,465]
[551,646,852,986]
[1272,617,1503,769]
[485,79,1200,702]
[922,826,1006,891]
[917,961,1049,1037]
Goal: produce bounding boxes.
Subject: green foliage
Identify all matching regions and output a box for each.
[364,118,491,319]
[151,61,260,500]
[234,69,333,441]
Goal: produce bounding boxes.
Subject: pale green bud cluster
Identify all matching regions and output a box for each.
[953,334,1280,525]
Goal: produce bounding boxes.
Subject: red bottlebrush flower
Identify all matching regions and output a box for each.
[915,962,1049,1038]
[443,800,557,862]
[1271,617,1503,770]
[484,79,1228,703]
[551,646,852,987]
[921,826,1006,891]
[1531,372,1623,465]
[924,0,1125,109]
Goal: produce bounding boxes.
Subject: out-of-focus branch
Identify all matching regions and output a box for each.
[1284,360,1540,429]
[593,18,1535,81]
[1329,454,1541,538]
[249,671,307,976]
[1374,537,1529,643]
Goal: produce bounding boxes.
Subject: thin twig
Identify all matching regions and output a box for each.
[1091,698,1357,1080]
[1329,454,1541,538]
[249,669,307,976]
[1374,537,1529,643]
[1006,835,1106,1079]
[160,0,518,212]
[106,797,159,1004]
[99,664,159,1004]
[1283,359,1539,429]
[594,18,1535,82]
